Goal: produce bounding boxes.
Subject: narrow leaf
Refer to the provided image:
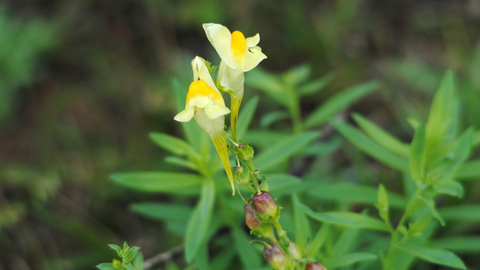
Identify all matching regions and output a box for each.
[149,132,196,156]
[409,124,426,184]
[233,226,262,269]
[323,253,377,268]
[308,183,406,209]
[185,179,215,262]
[299,203,389,231]
[454,159,480,179]
[260,111,290,128]
[431,237,480,253]
[267,174,313,196]
[304,81,381,128]
[130,203,192,222]
[110,172,202,195]
[308,224,330,256]
[332,121,408,172]
[439,205,480,222]
[298,72,334,96]
[397,242,466,269]
[293,193,311,253]
[254,132,320,172]
[353,113,410,156]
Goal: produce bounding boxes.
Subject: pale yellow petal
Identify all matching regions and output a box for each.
[202,23,237,70]
[188,95,210,108]
[174,106,194,122]
[191,56,218,92]
[243,46,267,72]
[205,103,230,120]
[246,33,260,47]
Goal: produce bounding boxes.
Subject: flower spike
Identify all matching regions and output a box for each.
[174,56,235,195]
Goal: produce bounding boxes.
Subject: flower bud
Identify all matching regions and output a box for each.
[264,243,294,270]
[287,241,302,261]
[234,166,250,185]
[244,203,276,239]
[237,144,254,160]
[252,191,279,222]
[244,204,262,229]
[112,259,122,269]
[306,262,328,270]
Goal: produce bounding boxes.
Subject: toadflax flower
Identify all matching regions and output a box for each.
[174,56,235,194]
[203,23,267,142]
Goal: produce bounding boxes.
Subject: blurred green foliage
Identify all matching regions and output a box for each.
[1,0,480,269]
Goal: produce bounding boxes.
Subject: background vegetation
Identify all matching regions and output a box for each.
[1,0,480,269]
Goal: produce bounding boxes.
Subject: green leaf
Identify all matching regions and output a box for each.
[96,263,116,270]
[123,263,135,270]
[110,172,203,195]
[308,224,330,256]
[303,137,343,156]
[245,68,290,107]
[185,179,215,262]
[408,212,432,236]
[433,180,463,198]
[376,184,389,223]
[419,195,445,226]
[149,132,196,156]
[233,226,262,269]
[438,205,480,222]
[472,130,480,146]
[409,124,426,184]
[130,202,192,222]
[236,96,259,140]
[397,242,466,269]
[332,121,408,172]
[254,132,320,172]
[323,253,377,268]
[425,70,457,150]
[133,252,144,270]
[260,110,290,128]
[165,156,198,171]
[283,64,311,86]
[331,227,358,257]
[304,81,381,128]
[437,128,473,184]
[454,159,480,179]
[293,193,311,253]
[308,183,407,209]
[266,174,313,196]
[298,72,334,96]
[299,203,389,231]
[352,113,410,156]
[430,237,480,253]
[108,244,122,257]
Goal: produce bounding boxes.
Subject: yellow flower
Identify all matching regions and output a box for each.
[203,23,266,142]
[174,56,235,195]
[203,23,267,72]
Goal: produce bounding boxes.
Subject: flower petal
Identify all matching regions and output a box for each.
[246,33,260,47]
[202,23,237,70]
[188,95,211,108]
[174,106,194,122]
[191,56,218,92]
[205,103,230,120]
[243,46,267,72]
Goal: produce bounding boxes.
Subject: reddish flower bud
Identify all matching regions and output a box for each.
[244,204,262,230]
[306,262,328,270]
[263,243,293,270]
[252,191,279,222]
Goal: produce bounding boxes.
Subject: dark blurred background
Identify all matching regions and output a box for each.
[1,0,479,269]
